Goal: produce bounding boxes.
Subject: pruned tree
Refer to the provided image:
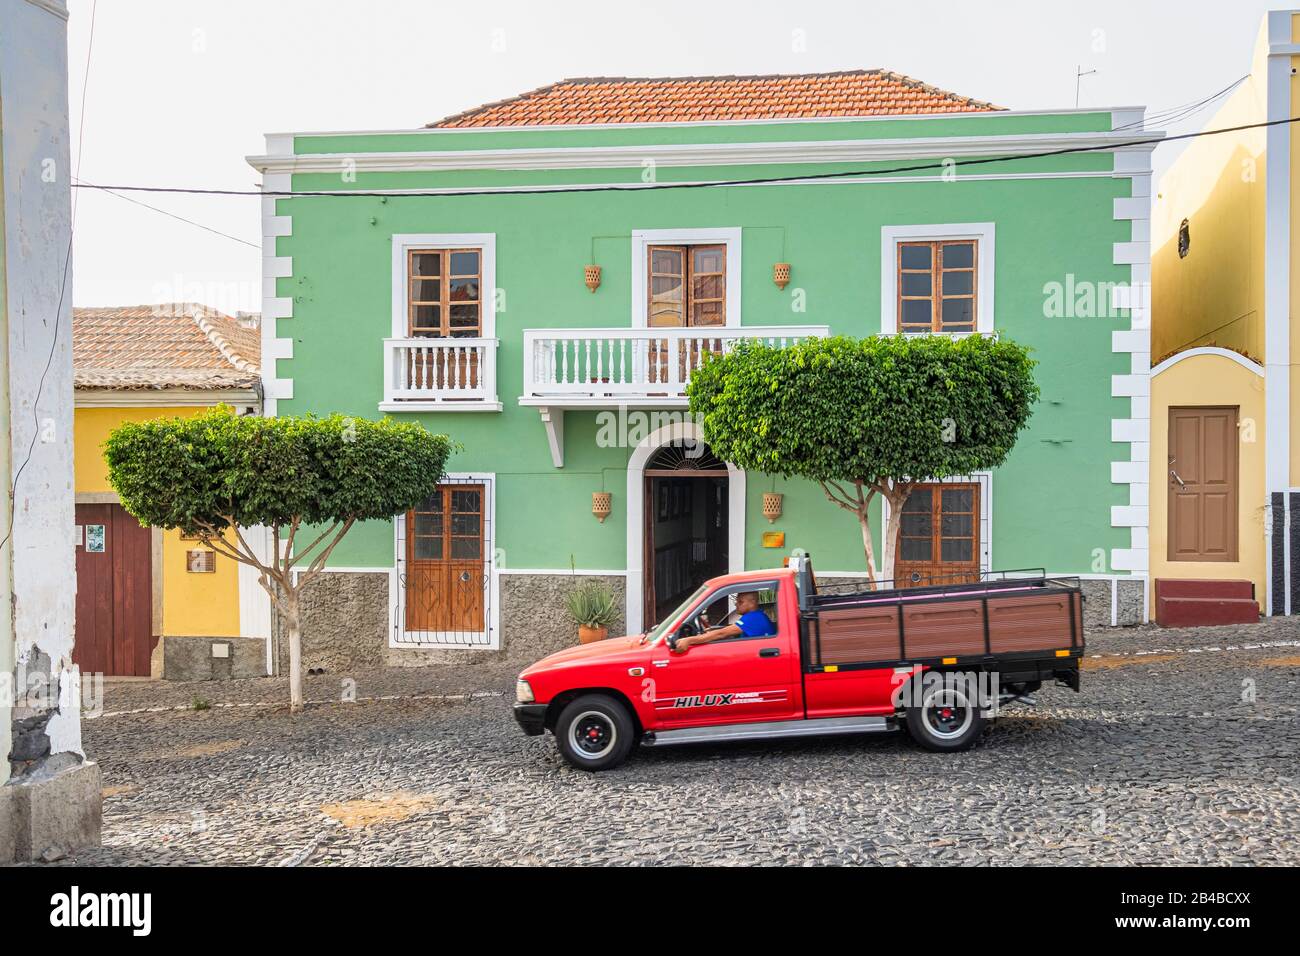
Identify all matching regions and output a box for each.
[687,334,1038,586]
[104,407,453,711]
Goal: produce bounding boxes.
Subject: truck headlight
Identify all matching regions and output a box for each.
[515,679,534,703]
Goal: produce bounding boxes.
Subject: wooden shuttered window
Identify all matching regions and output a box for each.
[897,240,978,333]
[407,248,483,337]
[647,244,726,328]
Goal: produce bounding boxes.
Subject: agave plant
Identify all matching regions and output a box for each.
[565,580,619,628]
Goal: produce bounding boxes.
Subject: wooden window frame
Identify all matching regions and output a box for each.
[646,243,727,328]
[897,240,978,334]
[406,247,483,339]
[407,484,486,564]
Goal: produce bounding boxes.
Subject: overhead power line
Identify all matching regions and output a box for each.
[78,178,260,248]
[69,113,1300,203]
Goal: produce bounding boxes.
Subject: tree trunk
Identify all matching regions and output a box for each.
[880,492,905,586]
[283,591,303,714]
[857,509,880,589]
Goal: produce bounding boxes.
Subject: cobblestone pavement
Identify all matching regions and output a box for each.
[41,620,1300,865]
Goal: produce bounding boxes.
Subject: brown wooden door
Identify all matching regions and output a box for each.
[1168,406,1238,561]
[74,503,154,677]
[894,483,981,588]
[404,484,486,634]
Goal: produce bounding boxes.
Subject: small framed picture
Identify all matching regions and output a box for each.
[85,524,106,553]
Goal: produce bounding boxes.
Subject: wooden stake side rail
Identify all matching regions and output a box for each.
[798,571,1085,672]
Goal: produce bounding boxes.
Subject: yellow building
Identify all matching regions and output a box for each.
[72,304,272,678]
[1150,10,1299,621]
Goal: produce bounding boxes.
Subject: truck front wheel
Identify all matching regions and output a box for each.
[554,694,636,771]
[905,673,986,752]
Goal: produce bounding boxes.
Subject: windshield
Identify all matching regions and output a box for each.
[643,583,710,645]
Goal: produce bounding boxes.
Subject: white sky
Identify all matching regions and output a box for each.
[65,0,1283,314]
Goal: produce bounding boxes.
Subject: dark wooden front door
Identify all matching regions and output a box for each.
[1168,406,1238,561]
[73,503,154,677]
[894,483,981,588]
[404,484,486,634]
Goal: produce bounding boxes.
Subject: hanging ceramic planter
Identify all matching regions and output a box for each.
[773,262,791,290]
[592,491,612,522]
[762,492,783,523]
[584,264,602,292]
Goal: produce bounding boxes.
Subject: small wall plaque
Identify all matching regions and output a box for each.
[85,524,105,553]
[761,531,785,549]
[186,549,215,573]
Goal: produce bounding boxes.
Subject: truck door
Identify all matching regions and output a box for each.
[648,579,801,729]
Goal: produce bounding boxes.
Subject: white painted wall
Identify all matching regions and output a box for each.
[0,0,79,785]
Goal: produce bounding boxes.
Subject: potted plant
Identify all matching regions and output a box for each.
[566,579,619,644]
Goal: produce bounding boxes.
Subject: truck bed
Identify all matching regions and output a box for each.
[798,572,1085,688]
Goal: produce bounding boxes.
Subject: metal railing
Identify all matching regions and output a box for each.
[522,325,830,401]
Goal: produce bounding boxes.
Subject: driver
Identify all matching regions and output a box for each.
[673,591,776,651]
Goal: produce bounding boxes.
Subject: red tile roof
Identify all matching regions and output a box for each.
[73,303,261,391]
[430,71,999,128]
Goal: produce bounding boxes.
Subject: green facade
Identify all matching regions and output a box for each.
[260,109,1143,593]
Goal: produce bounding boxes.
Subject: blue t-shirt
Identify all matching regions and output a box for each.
[737,609,777,637]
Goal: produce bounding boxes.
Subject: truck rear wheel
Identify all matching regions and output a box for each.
[554,694,635,771]
[905,673,986,752]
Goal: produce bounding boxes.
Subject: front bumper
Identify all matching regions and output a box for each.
[513,703,548,736]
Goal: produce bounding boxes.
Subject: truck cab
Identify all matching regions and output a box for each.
[514,557,1084,770]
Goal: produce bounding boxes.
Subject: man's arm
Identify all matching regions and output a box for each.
[674,623,742,651]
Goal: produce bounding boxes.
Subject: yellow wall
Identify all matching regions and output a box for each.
[1150,31,1268,364]
[74,404,242,637]
[1148,353,1267,613]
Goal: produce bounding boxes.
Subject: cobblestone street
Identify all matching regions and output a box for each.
[53,620,1300,866]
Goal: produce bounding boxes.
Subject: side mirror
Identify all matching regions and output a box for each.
[666,633,679,651]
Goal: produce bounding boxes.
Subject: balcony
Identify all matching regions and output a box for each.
[520,325,829,465]
[380,337,501,412]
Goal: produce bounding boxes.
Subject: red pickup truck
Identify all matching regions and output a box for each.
[514,556,1085,770]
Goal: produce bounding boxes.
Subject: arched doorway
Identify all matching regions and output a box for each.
[643,443,729,625]
[625,422,745,635]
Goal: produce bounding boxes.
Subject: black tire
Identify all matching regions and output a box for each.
[554,694,636,771]
[904,672,986,752]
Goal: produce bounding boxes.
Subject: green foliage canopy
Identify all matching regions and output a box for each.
[104,406,453,535]
[686,334,1040,486]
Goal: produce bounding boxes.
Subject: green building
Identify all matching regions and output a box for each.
[247,71,1158,667]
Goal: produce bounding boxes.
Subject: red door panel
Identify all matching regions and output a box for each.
[647,581,800,729]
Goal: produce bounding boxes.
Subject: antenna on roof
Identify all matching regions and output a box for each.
[1075,65,1098,108]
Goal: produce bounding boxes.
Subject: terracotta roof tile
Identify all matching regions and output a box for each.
[73,303,261,391]
[429,70,999,128]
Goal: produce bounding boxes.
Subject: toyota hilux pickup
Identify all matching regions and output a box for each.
[514,555,1084,770]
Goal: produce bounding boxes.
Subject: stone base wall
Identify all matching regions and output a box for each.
[163,637,267,681]
[277,571,391,674]
[285,570,628,672]
[1079,577,1145,629]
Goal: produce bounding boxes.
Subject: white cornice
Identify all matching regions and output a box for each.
[74,388,261,408]
[247,129,1164,176]
[264,105,1150,141]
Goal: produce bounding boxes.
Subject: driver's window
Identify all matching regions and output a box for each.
[693,592,736,631]
[681,583,780,641]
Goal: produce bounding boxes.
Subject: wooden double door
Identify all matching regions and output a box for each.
[894,482,981,587]
[404,484,486,635]
[73,503,154,677]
